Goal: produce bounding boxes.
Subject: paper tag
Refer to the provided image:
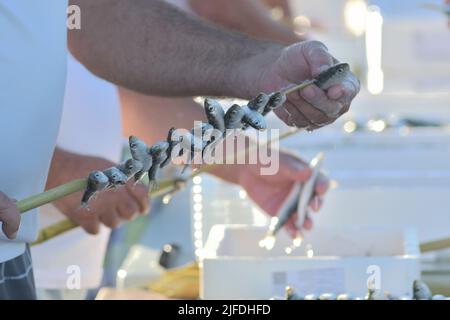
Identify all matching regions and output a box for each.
[272,268,346,297]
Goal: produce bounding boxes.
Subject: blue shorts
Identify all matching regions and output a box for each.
[0,245,36,300]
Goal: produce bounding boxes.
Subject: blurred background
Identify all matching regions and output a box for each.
[99,0,450,299]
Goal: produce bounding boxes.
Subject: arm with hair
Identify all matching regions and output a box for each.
[188,0,300,44]
[69,0,278,99]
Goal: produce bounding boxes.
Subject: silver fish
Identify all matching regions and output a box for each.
[81,171,109,207]
[224,104,246,130]
[365,288,386,300]
[148,141,170,189]
[262,92,287,117]
[242,110,267,131]
[204,98,225,133]
[129,136,152,182]
[247,93,270,113]
[117,158,143,179]
[268,153,324,237]
[161,128,182,168]
[285,286,303,300]
[191,122,214,138]
[314,62,351,90]
[103,167,128,188]
[413,280,432,300]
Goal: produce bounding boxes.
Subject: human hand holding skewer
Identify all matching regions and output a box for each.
[248,40,360,129]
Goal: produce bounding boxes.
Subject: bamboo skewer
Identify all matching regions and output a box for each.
[420,238,450,253]
[31,179,180,245]
[30,128,301,245]
[283,80,316,96]
[21,79,316,245]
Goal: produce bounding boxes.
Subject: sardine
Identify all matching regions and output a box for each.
[224,104,246,130]
[365,288,386,300]
[242,110,267,131]
[148,141,170,189]
[161,128,182,168]
[129,136,152,182]
[268,153,324,237]
[204,98,225,133]
[314,62,351,90]
[413,280,432,300]
[81,171,109,207]
[285,286,303,300]
[262,92,287,117]
[247,93,270,113]
[117,159,143,180]
[103,166,128,188]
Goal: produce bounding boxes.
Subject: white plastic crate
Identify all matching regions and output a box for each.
[201,225,420,299]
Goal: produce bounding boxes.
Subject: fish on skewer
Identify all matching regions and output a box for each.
[247,93,271,113]
[224,104,246,130]
[225,104,267,131]
[81,171,109,208]
[313,63,351,90]
[259,153,324,250]
[103,167,128,189]
[179,123,215,174]
[204,98,226,134]
[262,92,287,117]
[242,110,267,131]
[241,93,271,130]
[117,159,144,180]
[161,128,182,168]
[129,136,152,183]
[148,141,170,190]
[413,280,433,300]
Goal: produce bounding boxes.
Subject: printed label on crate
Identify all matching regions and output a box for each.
[272,268,346,297]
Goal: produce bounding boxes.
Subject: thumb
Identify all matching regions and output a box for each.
[301,40,334,77]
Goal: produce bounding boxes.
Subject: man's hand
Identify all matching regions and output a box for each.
[210,149,329,237]
[47,148,150,235]
[0,191,20,239]
[247,40,360,129]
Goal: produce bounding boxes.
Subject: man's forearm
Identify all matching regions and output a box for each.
[188,0,300,44]
[69,0,282,99]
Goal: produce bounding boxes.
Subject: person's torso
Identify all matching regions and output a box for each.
[31,54,123,289]
[0,0,68,262]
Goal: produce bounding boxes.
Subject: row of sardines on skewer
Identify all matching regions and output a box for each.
[81,91,287,207]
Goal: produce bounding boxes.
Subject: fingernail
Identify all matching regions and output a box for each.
[301,86,316,100]
[10,232,18,239]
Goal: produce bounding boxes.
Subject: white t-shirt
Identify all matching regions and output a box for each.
[0,1,68,263]
[31,55,123,289]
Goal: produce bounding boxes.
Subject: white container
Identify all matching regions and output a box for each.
[201,225,420,300]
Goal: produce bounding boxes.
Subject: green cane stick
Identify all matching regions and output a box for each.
[31,128,302,245]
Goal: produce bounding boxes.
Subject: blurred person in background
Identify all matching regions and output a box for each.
[1,0,358,299]
[447,0,450,27]
[31,0,324,299]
